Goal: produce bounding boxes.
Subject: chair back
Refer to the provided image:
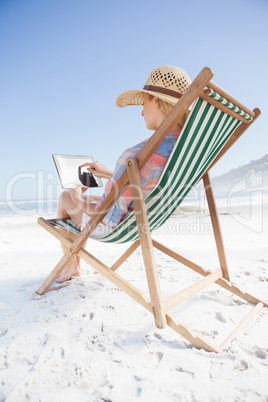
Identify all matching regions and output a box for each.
[97,96,241,243]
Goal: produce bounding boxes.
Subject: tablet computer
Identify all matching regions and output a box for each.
[52,154,103,189]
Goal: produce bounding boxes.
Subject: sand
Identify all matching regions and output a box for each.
[0,200,268,401]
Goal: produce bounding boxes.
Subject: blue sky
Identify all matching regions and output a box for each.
[1,0,267,201]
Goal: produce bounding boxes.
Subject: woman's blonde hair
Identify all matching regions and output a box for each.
[149,94,189,131]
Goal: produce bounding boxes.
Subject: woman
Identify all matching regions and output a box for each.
[56,65,191,282]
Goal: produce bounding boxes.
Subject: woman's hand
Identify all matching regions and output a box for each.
[80,161,113,179]
[75,184,88,196]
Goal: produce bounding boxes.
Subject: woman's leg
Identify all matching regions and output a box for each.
[55,187,96,282]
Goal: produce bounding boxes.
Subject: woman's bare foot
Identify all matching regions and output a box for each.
[55,264,81,283]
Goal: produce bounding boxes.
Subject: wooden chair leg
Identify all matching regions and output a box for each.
[127,158,167,329]
[110,240,140,271]
[37,251,72,295]
[203,172,230,281]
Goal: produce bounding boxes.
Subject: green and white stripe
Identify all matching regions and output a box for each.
[52,97,241,243]
[54,219,81,234]
[206,88,253,121]
[97,97,240,243]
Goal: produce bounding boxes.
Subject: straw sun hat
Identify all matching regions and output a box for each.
[116,65,192,108]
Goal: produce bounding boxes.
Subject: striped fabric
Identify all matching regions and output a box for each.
[95,131,180,228]
[53,97,241,244]
[54,219,81,235]
[206,88,253,121]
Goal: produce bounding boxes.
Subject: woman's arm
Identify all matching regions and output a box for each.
[82,194,102,202]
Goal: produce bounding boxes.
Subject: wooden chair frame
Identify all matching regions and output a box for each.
[37,67,267,353]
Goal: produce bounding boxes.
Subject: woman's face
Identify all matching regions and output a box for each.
[141,93,166,130]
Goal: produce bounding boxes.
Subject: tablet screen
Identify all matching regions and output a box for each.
[52,154,103,188]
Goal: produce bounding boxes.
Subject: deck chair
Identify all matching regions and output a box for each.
[37,67,267,353]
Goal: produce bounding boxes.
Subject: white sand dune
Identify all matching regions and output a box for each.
[1,201,268,401]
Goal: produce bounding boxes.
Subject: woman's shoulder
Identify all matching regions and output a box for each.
[122,138,149,157]
[167,130,181,138]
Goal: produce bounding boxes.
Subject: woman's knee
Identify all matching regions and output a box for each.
[59,188,84,215]
[59,189,71,206]
[59,189,76,212]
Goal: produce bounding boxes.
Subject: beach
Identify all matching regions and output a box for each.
[0,199,268,401]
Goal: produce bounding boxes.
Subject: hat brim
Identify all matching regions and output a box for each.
[116,89,180,108]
